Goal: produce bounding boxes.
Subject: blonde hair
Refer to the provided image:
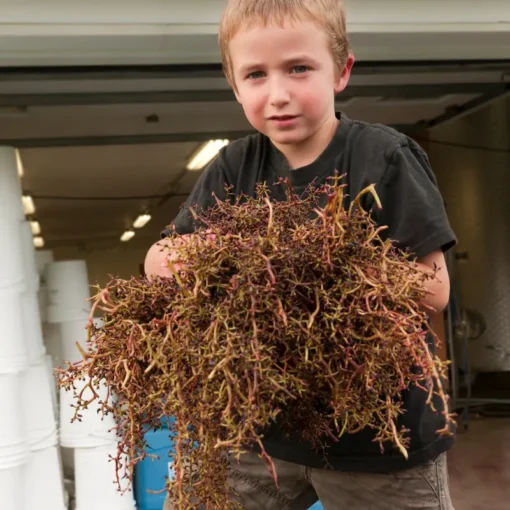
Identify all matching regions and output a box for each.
[218,0,350,87]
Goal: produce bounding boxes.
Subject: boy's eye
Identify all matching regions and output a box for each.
[247,71,265,80]
[292,65,309,74]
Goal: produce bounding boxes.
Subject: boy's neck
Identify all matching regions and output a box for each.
[272,115,339,170]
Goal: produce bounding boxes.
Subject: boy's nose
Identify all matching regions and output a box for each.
[268,79,290,108]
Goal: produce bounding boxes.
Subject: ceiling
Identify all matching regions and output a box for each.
[0,61,509,250]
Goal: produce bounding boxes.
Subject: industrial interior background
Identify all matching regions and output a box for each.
[0,1,509,509]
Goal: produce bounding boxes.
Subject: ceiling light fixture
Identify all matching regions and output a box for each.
[33,236,44,248]
[120,230,135,242]
[15,149,24,178]
[186,139,229,171]
[133,214,152,229]
[22,195,35,215]
[30,221,41,235]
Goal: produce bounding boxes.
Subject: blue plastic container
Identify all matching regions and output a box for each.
[134,418,323,510]
[134,421,176,510]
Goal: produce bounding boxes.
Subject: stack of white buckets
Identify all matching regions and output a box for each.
[0,147,136,510]
[44,261,135,510]
[0,147,66,509]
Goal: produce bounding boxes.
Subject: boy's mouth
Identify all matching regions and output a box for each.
[269,115,299,121]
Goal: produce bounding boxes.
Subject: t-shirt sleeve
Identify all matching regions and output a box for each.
[373,142,457,260]
[160,156,231,238]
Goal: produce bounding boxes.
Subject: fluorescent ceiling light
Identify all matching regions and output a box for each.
[120,230,135,242]
[22,195,35,215]
[33,236,44,248]
[186,139,229,171]
[30,221,41,235]
[133,214,151,229]
[15,149,24,178]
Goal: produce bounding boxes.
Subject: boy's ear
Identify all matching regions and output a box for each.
[334,53,355,94]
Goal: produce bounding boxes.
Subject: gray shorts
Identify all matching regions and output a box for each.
[164,451,454,509]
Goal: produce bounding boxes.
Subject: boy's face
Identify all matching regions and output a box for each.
[229,19,352,154]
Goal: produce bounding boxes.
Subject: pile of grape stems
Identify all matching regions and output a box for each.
[57,179,455,509]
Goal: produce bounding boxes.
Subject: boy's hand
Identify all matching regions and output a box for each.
[144,231,216,281]
[144,236,191,281]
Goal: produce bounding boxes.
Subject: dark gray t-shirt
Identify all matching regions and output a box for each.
[162,113,457,473]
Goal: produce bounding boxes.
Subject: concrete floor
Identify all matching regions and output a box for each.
[448,415,510,510]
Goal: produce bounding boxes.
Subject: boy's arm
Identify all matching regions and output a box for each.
[373,141,456,315]
[416,249,450,313]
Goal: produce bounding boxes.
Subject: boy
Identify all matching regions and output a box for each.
[145,0,457,508]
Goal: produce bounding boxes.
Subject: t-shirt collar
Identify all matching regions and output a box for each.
[268,112,352,189]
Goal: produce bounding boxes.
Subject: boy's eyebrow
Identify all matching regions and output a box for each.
[282,55,318,65]
[237,55,318,74]
[238,63,264,75]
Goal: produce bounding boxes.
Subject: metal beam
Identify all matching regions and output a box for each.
[0,90,235,107]
[413,86,510,131]
[0,83,505,108]
[0,64,226,81]
[0,131,256,148]
[1,61,510,81]
[0,125,423,148]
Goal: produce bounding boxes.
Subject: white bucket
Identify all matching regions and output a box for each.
[59,318,91,365]
[45,260,91,323]
[0,464,24,510]
[22,359,58,451]
[20,220,40,292]
[24,445,67,510]
[75,444,136,510]
[21,290,46,365]
[59,379,117,448]
[0,374,29,469]
[47,303,91,325]
[0,290,28,374]
[0,147,24,221]
[0,217,25,292]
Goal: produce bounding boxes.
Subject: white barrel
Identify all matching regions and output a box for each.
[20,221,40,292]
[75,444,136,510]
[0,290,28,374]
[21,290,46,365]
[59,379,117,448]
[0,147,24,221]
[24,445,67,510]
[0,464,24,510]
[21,359,58,451]
[0,374,29,469]
[0,217,25,292]
[45,260,91,323]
